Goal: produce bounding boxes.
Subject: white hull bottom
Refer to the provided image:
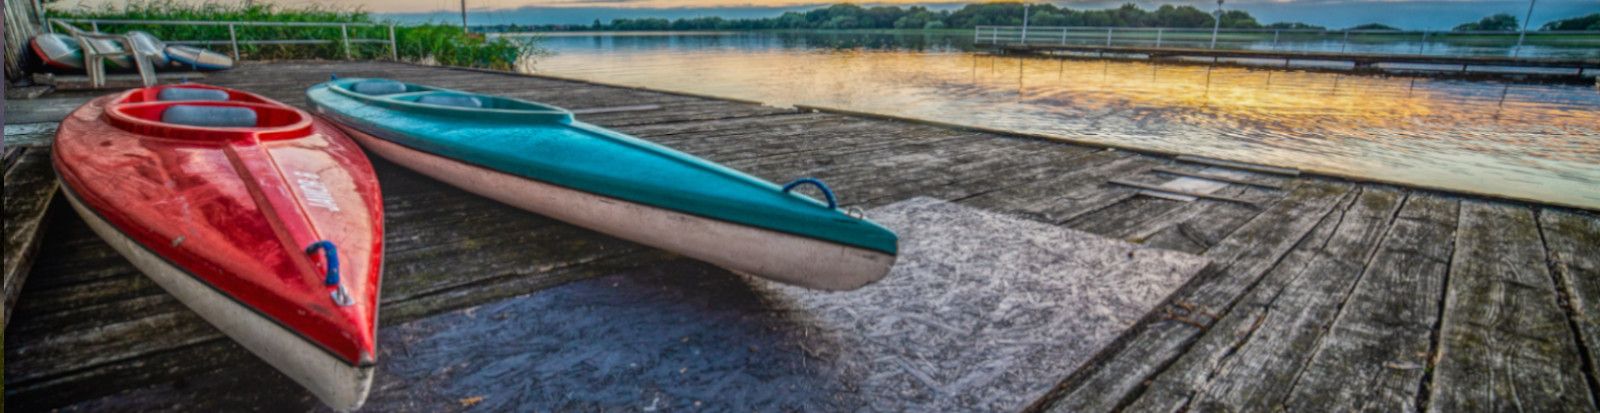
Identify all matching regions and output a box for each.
[62,189,373,411]
[346,128,896,291]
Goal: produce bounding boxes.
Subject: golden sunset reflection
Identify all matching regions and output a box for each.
[530,37,1600,209]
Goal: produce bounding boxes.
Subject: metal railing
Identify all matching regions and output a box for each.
[49,18,399,61]
[974,25,1600,59]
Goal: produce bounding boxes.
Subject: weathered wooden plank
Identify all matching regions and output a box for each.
[957,152,1158,223]
[4,147,59,327]
[1108,179,1262,206]
[1150,166,1285,189]
[1425,201,1596,412]
[1133,185,1283,255]
[1037,180,1353,412]
[1124,187,1402,412]
[1175,155,1302,176]
[1282,193,1459,411]
[4,121,59,147]
[856,140,1107,208]
[1538,208,1600,400]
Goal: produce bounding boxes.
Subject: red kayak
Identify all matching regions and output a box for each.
[52,84,384,410]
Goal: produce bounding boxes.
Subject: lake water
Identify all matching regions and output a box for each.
[519,31,1600,210]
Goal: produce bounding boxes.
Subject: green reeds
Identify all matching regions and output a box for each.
[47,0,538,70]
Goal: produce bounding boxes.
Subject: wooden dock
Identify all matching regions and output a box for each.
[993,43,1600,83]
[5,60,1600,411]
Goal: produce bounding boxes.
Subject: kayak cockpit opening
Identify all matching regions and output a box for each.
[327,78,575,123]
[350,79,417,95]
[157,88,228,101]
[161,105,257,127]
[119,84,271,104]
[415,94,483,108]
[397,92,563,112]
[106,101,313,140]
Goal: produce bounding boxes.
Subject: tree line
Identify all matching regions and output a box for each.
[476,3,1600,33]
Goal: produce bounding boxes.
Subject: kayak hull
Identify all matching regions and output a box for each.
[61,188,374,411]
[345,126,896,291]
[30,33,84,70]
[53,84,383,410]
[166,44,233,71]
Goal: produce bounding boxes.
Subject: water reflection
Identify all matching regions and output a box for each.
[525,32,1600,210]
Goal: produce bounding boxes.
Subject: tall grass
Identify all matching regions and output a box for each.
[46,0,539,70]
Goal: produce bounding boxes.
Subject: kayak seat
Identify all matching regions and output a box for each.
[157,88,230,101]
[351,80,407,95]
[416,95,483,108]
[161,105,258,127]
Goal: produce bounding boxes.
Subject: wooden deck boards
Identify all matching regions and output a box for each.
[5,61,1600,411]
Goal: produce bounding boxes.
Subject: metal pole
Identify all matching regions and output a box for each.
[228,23,240,60]
[1020,3,1030,44]
[1341,30,1349,53]
[1155,28,1163,47]
[460,0,469,33]
[341,24,351,60]
[1514,0,1536,57]
[1106,27,1113,46]
[1272,30,1279,48]
[1061,27,1068,45]
[390,24,399,60]
[91,21,99,32]
[1210,0,1224,49]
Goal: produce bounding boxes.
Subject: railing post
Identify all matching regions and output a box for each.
[1340,30,1350,53]
[992,26,998,44]
[228,23,240,60]
[1020,3,1030,45]
[1061,27,1068,45]
[1155,28,1163,47]
[1272,30,1279,48]
[389,24,399,60]
[90,21,99,32]
[974,26,981,44]
[1106,27,1113,47]
[341,24,351,60]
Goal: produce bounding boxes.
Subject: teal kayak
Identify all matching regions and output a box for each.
[307,78,898,290]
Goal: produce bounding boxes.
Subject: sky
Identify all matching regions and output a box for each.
[47,0,1600,30]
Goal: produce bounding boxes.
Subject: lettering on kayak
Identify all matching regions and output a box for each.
[292,171,341,212]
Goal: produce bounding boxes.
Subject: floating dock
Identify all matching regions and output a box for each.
[4,61,1599,411]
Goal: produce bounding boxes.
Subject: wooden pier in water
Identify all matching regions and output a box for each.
[5,61,1600,411]
[992,43,1600,83]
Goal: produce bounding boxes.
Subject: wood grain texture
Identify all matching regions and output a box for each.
[1538,208,1600,402]
[1038,181,1354,412]
[3,146,58,327]
[1282,194,1459,412]
[1124,187,1402,412]
[1426,201,1595,412]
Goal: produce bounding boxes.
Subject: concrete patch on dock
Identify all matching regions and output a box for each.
[52,198,1208,411]
[765,197,1211,410]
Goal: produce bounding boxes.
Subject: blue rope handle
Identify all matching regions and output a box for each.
[782,178,837,210]
[305,240,340,286]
